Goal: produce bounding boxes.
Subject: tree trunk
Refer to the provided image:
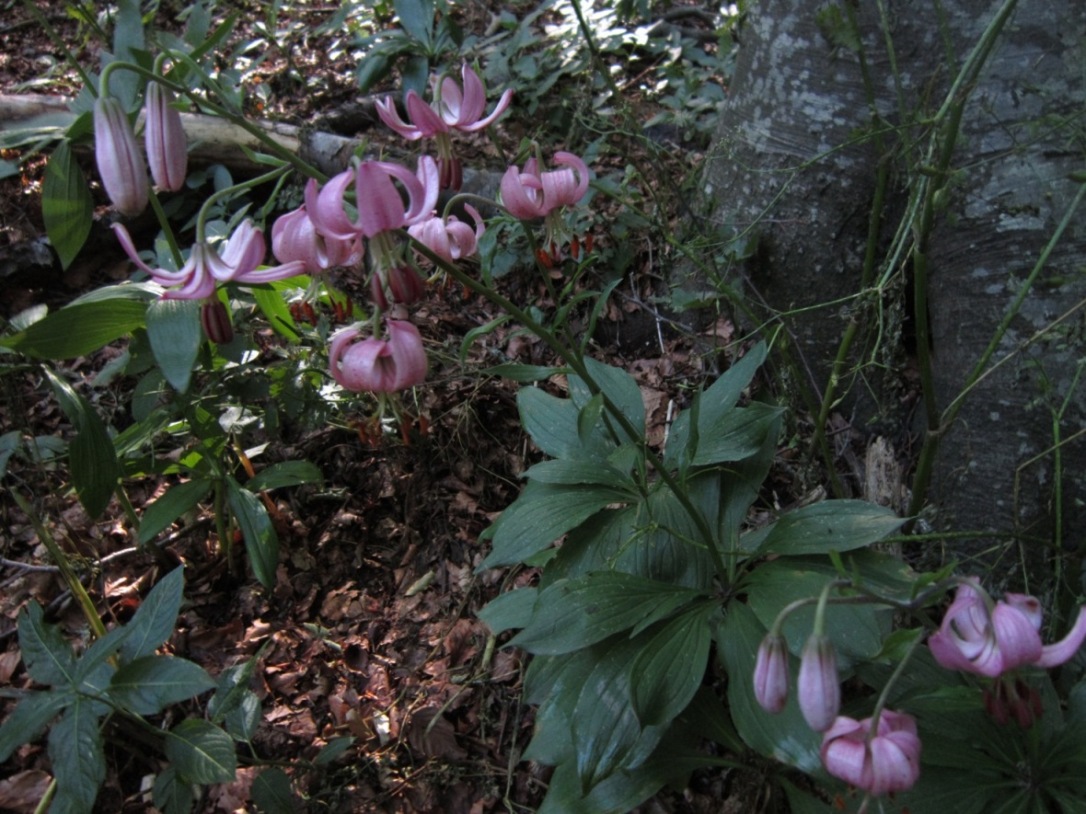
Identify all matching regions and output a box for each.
[704,0,1086,567]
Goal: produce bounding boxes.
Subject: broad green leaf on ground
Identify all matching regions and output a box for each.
[478,587,538,635]
[48,698,106,814]
[120,566,186,661]
[146,298,201,394]
[18,601,77,686]
[251,286,300,342]
[208,646,269,723]
[42,140,93,269]
[522,458,634,490]
[246,460,323,492]
[716,603,822,775]
[164,719,237,784]
[153,765,196,814]
[0,690,70,762]
[109,656,215,715]
[227,478,278,589]
[250,767,297,814]
[224,690,262,742]
[1,298,147,359]
[571,637,664,790]
[568,357,646,444]
[508,573,705,655]
[745,499,905,556]
[517,386,612,461]
[314,737,355,766]
[480,480,630,569]
[522,651,598,766]
[44,368,121,518]
[629,605,714,727]
[138,480,213,546]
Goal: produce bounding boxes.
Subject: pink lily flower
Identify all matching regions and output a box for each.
[306,158,439,241]
[113,221,305,300]
[272,190,364,274]
[408,205,485,263]
[94,95,149,217]
[376,64,513,140]
[329,320,427,393]
[500,151,590,221]
[144,81,188,192]
[821,710,921,799]
[929,579,1086,677]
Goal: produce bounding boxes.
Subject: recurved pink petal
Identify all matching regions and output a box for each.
[1036,605,1086,668]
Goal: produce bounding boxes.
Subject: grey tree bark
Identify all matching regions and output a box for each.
[704,0,1086,570]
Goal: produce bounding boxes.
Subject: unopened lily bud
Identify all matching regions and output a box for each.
[200,300,233,344]
[94,95,149,216]
[798,633,840,732]
[753,634,789,714]
[145,81,188,191]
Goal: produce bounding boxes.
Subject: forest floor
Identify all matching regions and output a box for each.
[0,2,811,812]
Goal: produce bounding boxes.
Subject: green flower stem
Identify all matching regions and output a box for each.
[194,164,292,243]
[867,631,923,738]
[11,491,107,639]
[414,239,728,581]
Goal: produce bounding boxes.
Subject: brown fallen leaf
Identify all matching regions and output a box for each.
[0,770,51,814]
[405,707,467,761]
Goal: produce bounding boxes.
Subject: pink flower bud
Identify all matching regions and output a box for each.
[144,81,187,192]
[821,710,921,797]
[753,634,789,714]
[199,300,233,344]
[798,633,840,732]
[94,95,148,216]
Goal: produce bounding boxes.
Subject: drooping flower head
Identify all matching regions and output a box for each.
[821,711,921,801]
[929,579,1086,678]
[408,205,485,265]
[329,320,427,393]
[94,95,149,216]
[271,188,364,274]
[376,64,513,189]
[113,220,305,300]
[144,81,188,192]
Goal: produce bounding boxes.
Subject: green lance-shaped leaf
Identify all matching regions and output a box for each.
[146,298,202,394]
[629,606,714,728]
[746,499,906,557]
[250,767,297,814]
[109,655,215,715]
[164,719,237,784]
[18,601,77,687]
[153,765,195,814]
[478,587,538,635]
[44,368,121,518]
[227,478,279,589]
[48,697,107,814]
[480,480,629,569]
[245,460,323,492]
[508,573,705,656]
[0,690,71,762]
[139,479,213,546]
[42,140,93,270]
[1,298,148,359]
[120,565,186,661]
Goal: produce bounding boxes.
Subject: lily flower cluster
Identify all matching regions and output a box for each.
[753,579,1086,807]
[94,79,188,217]
[754,626,920,808]
[928,579,1086,727]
